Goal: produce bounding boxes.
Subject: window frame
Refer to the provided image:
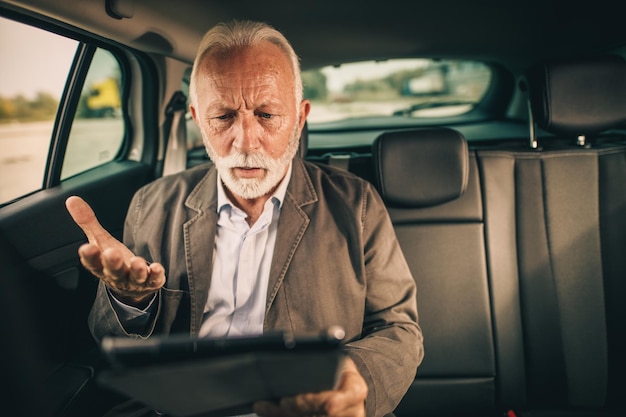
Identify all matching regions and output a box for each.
[0,5,160,205]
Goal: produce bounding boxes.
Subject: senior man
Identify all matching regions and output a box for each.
[66,19,423,417]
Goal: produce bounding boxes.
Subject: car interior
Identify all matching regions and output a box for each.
[1,1,626,417]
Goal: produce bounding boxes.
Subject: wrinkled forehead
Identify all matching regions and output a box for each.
[198,42,295,88]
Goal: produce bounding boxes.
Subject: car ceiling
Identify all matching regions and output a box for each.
[4,0,626,74]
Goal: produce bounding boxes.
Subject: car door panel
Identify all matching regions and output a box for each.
[0,160,154,416]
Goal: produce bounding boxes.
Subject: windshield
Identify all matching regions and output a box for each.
[302,59,491,124]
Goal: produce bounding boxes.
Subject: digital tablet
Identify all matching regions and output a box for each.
[97,327,346,417]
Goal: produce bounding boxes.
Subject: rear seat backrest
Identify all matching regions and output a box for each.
[373,128,499,417]
[477,55,626,415]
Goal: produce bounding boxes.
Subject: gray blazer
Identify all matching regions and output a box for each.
[89,158,424,417]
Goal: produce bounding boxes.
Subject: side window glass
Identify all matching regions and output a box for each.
[0,18,126,204]
[62,48,124,179]
[0,16,77,203]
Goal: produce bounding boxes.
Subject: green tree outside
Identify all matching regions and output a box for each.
[0,91,59,123]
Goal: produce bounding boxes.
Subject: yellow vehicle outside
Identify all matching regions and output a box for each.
[86,77,121,117]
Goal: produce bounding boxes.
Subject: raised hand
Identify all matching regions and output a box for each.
[65,196,165,308]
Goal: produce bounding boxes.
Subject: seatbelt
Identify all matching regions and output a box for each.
[327,154,351,171]
[158,90,188,177]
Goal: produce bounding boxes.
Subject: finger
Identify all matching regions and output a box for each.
[323,370,367,417]
[129,256,150,285]
[78,243,105,277]
[65,196,110,244]
[101,247,130,286]
[128,258,165,287]
[128,258,165,290]
[146,262,166,288]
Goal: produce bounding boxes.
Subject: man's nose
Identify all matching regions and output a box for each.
[233,114,262,153]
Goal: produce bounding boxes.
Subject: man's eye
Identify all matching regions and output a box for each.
[258,112,272,119]
[215,113,234,121]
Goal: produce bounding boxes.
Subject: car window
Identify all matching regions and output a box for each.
[62,48,124,179]
[0,17,125,204]
[302,59,491,124]
[0,16,76,203]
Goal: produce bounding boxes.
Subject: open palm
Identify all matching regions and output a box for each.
[65,196,165,308]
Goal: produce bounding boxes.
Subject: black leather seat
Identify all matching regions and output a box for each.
[476,55,626,416]
[374,127,497,417]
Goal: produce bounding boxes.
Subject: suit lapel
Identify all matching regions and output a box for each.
[266,159,317,313]
[183,166,218,336]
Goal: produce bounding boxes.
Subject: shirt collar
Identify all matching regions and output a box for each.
[217,161,293,212]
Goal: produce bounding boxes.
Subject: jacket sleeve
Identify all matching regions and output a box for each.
[87,187,160,341]
[343,182,424,417]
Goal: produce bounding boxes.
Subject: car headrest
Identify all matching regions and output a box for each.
[298,120,308,158]
[373,127,469,208]
[525,55,626,135]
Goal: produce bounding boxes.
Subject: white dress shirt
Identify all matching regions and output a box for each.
[199,163,291,337]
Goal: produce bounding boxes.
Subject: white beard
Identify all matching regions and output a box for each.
[201,124,301,199]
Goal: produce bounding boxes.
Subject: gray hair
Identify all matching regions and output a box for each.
[188,20,303,108]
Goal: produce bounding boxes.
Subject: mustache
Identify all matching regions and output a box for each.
[218,151,275,169]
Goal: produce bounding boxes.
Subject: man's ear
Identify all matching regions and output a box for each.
[298,99,311,131]
[189,104,198,124]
